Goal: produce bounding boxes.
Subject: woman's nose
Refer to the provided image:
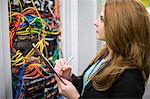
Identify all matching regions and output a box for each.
[94,20,98,27]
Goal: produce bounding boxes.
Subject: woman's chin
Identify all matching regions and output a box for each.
[96,37,104,41]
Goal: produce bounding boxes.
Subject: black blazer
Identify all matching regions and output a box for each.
[72,69,145,99]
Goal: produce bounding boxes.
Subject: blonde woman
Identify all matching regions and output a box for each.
[54,0,150,98]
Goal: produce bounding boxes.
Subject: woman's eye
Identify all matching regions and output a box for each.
[100,16,104,21]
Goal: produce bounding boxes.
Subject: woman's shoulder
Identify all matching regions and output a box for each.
[119,69,144,80]
[113,69,145,88]
[109,69,145,98]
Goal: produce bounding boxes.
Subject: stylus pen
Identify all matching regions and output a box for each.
[64,56,74,66]
[61,56,73,71]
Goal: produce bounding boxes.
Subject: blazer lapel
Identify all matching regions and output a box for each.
[82,81,92,96]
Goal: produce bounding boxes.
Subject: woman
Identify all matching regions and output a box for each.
[54,0,150,98]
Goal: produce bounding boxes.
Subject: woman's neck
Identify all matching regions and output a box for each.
[104,47,113,61]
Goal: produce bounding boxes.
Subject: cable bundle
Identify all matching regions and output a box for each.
[9,0,63,98]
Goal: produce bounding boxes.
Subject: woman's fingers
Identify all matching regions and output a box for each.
[54,75,80,99]
[55,74,69,84]
[54,75,64,94]
[55,75,68,94]
[61,64,71,71]
[54,59,72,80]
[55,74,70,87]
[54,74,63,85]
[55,75,69,92]
[55,60,62,67]
[54,59,64,74]
[59,58,66,66]
[59,65,71,80]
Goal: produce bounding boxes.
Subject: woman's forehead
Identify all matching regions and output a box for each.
[100,7,105,16]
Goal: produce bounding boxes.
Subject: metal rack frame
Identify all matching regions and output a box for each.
[0,0,13,98]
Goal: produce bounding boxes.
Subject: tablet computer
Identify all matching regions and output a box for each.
[32,43,66,85]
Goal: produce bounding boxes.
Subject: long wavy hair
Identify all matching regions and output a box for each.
[91,0,150,91]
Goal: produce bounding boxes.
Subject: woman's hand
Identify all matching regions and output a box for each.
[55,75,80,99]
[54,59,72,81]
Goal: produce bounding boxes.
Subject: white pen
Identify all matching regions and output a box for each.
[64,56,74,66]
[61,56,74,71]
